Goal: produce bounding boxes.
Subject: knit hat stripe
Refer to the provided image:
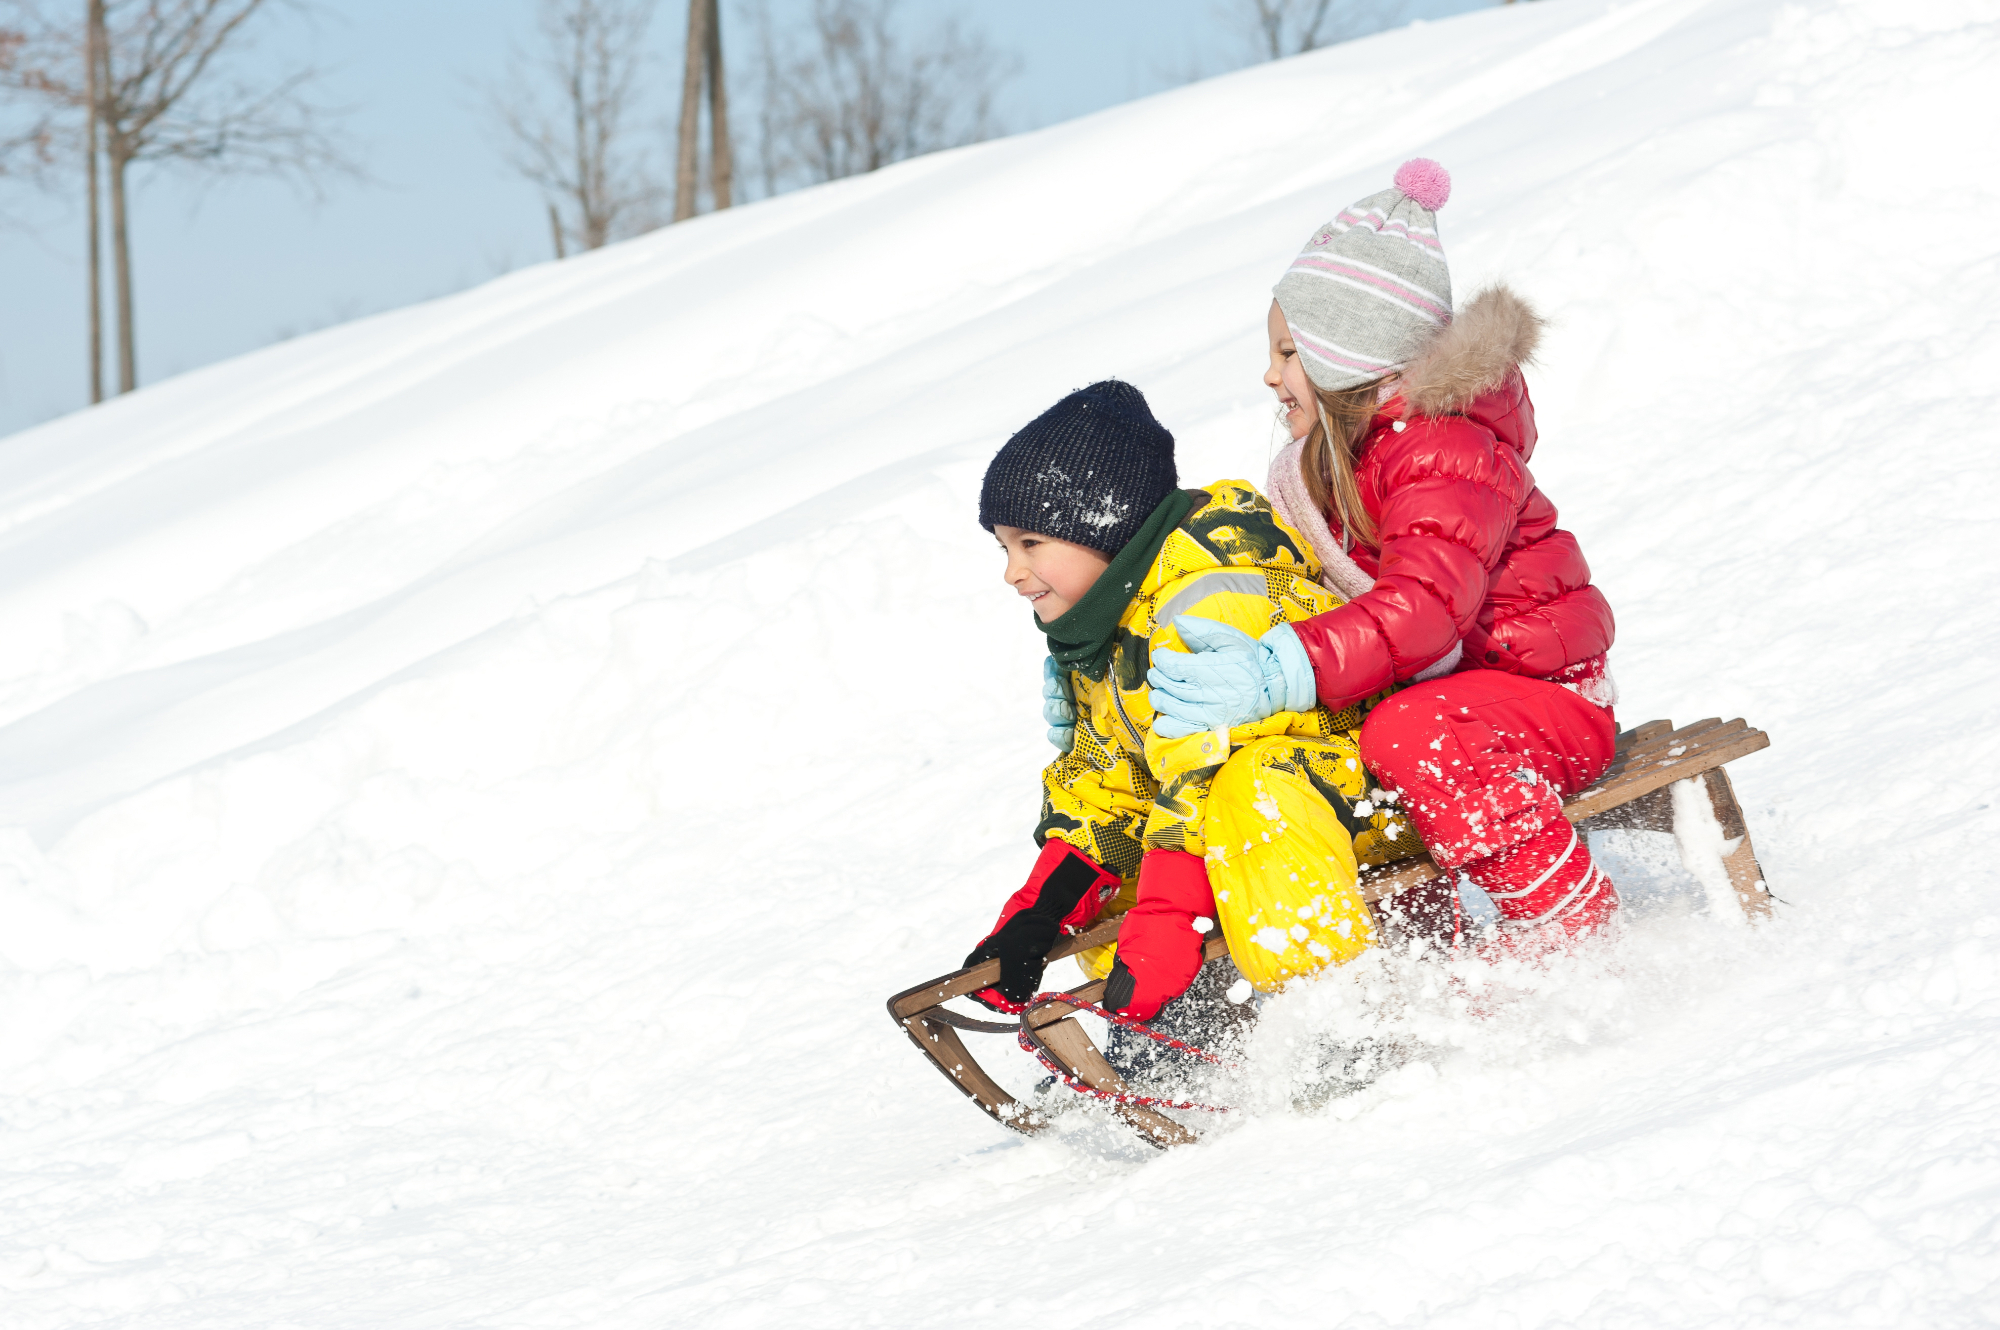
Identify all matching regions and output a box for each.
[1273,163,1456,393]
[1331,207,1443,251]
[1288,323,1402,376]
[1284,255,1450,323]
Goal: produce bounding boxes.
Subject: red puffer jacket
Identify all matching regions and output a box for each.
[1274,287,1614,712]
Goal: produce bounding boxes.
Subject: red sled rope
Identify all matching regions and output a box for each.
[1017,990,1237,1116]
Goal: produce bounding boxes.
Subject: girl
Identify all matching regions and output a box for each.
[1145,159,1622,949]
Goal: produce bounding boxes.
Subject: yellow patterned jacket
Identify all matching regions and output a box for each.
[1038,481,1423,933]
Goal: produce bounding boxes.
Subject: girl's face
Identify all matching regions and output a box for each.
[994,525,1112,621]
[1265,300,1319,442]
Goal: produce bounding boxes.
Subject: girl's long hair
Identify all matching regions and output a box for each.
[1299,379,1384,550]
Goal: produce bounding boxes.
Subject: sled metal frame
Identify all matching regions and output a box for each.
[887,715,1772,1147]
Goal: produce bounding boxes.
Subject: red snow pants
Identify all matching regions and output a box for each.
[1357,670,1620,932]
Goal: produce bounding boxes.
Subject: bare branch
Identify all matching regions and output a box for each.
[0,9,59,184]
[2,0,356,391]
[1226,0,1404,62]
[487,0,663,253]
[746,0,1014,194]
[5,0,355,184]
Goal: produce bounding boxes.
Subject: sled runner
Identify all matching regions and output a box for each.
[888,716,1772,1148]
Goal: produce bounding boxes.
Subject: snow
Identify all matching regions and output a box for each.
[1670,774,1749,926]
[2,0,1999,1323]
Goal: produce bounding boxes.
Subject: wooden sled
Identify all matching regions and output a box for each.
[888,716,1772,1148]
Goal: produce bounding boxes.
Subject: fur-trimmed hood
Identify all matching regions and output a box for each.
[1263,278,1612,706]
[1266,282,1546,682]
[1398,284,1544,416]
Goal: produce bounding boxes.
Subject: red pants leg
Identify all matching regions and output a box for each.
[1358,671,1621,933]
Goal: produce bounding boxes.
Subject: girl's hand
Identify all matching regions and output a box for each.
[1042,656,1076,752]
[1147,617,1316,738]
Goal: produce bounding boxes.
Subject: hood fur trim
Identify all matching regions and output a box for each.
[1399,284,1544,416]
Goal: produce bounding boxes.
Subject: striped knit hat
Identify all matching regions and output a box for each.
[1273,159,1453,392]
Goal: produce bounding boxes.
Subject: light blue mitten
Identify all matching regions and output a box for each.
[1146,616,1316,739]
[1042,655,1076,752]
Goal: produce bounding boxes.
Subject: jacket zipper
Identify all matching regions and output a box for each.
[1106,652,1147,754]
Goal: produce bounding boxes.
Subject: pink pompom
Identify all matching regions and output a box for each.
[1394,158,1451,211]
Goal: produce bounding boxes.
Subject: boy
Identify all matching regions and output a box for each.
[965,381,1424,1021]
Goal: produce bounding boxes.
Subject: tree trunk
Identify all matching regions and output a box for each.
[674,0,710,221]
[548,199,566,259]
[705,0,731,211]
[108,139,135,394]
[86,0,107,404]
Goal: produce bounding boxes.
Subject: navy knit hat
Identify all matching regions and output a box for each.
[979,380,1178,555]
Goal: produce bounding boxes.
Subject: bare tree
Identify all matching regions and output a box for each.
[1,3,104,397]
[747,0,1012,195]
[0,12,56,184]
[1229,0,1405,61]
[672,0,730,220]
[7,0,351,395]
[490,0,664,256]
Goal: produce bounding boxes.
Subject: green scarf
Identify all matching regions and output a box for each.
[1037,489,1198,681]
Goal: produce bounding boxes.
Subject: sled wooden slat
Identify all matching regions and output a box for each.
[887,917,1123,1026]
[1612,716,1732,767]
[1357,856,1451,903]
[1624,715,1723,753]
[1600,718,1735,778]
[1566,719,1769,821]
[1618,718,1675,750]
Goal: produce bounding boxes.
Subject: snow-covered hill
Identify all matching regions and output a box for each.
[2,0,1997,1323]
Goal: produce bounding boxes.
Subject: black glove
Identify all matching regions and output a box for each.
[1101,957,1137,1014]
[962,842,1118,1010]
[963,910,1061,1008]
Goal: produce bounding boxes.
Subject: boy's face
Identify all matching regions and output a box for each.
[994,525,1113,622]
